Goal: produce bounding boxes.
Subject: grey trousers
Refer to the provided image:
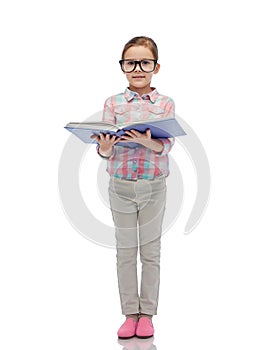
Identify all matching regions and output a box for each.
[108,176,166,316]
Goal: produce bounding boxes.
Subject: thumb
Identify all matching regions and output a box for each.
[146,128,151,138]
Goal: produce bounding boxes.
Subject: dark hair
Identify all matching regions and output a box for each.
[121,36,158,60]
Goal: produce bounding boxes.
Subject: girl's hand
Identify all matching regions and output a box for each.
[91,133,120,157]
[120,129,164,153]
[120,129,152,144]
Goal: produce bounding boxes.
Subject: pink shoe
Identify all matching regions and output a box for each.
[117,318,138,339]
[136,317,154,339]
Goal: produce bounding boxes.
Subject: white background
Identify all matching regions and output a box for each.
[1,0,269,349]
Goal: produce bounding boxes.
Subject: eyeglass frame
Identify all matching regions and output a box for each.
[119,59,158,73]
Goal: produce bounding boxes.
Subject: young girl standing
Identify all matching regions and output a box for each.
[94,36,175,339]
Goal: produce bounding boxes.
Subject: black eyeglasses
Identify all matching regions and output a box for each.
[119,59,158,73]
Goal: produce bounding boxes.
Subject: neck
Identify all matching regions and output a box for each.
[128,85,153,96]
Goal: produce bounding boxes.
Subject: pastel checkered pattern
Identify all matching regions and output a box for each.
[99,88,175,180]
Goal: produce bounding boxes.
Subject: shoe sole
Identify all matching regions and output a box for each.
[118,335,136,339]
[136,334,154,339]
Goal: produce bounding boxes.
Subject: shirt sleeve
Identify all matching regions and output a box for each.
[155,137,175,156]
[102,97,116,123]
[95,97,116,159]
[164,97,175,119]
[155,97,176,156]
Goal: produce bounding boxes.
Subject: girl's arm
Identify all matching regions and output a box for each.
[94,97,118,158]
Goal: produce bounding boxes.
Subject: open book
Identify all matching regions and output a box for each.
[65,117,186,147]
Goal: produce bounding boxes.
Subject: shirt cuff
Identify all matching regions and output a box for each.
[96,144,115,159]
[155,138,175,156]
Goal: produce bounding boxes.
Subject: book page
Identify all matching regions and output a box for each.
[66,121,118,132]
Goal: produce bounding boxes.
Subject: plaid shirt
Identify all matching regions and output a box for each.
[98,88,175,180]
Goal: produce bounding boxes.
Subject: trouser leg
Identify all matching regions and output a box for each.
[109,178,140,315]
[137,177,166,315]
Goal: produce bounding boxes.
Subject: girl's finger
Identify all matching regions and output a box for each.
[123,130,136,138]
[146,129,151,138]
[125,129,140,137]
[130,129,141,136]
[113,137,121,144]
[120,135,131,140]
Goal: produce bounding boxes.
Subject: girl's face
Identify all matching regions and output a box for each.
[123,45,160,94]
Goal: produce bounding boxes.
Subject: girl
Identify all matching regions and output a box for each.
[94,36,175,339]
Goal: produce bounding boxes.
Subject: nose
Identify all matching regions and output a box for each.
[134,61,142,72]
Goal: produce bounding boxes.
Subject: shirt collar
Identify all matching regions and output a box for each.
[124,87,159,103]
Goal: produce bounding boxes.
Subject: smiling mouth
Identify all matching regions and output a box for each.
[133,76,145,78]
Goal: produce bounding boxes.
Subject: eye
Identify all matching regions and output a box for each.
[142,60,151,65]
[126,61,135,66]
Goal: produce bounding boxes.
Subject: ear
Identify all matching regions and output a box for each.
[154,63,160,75]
